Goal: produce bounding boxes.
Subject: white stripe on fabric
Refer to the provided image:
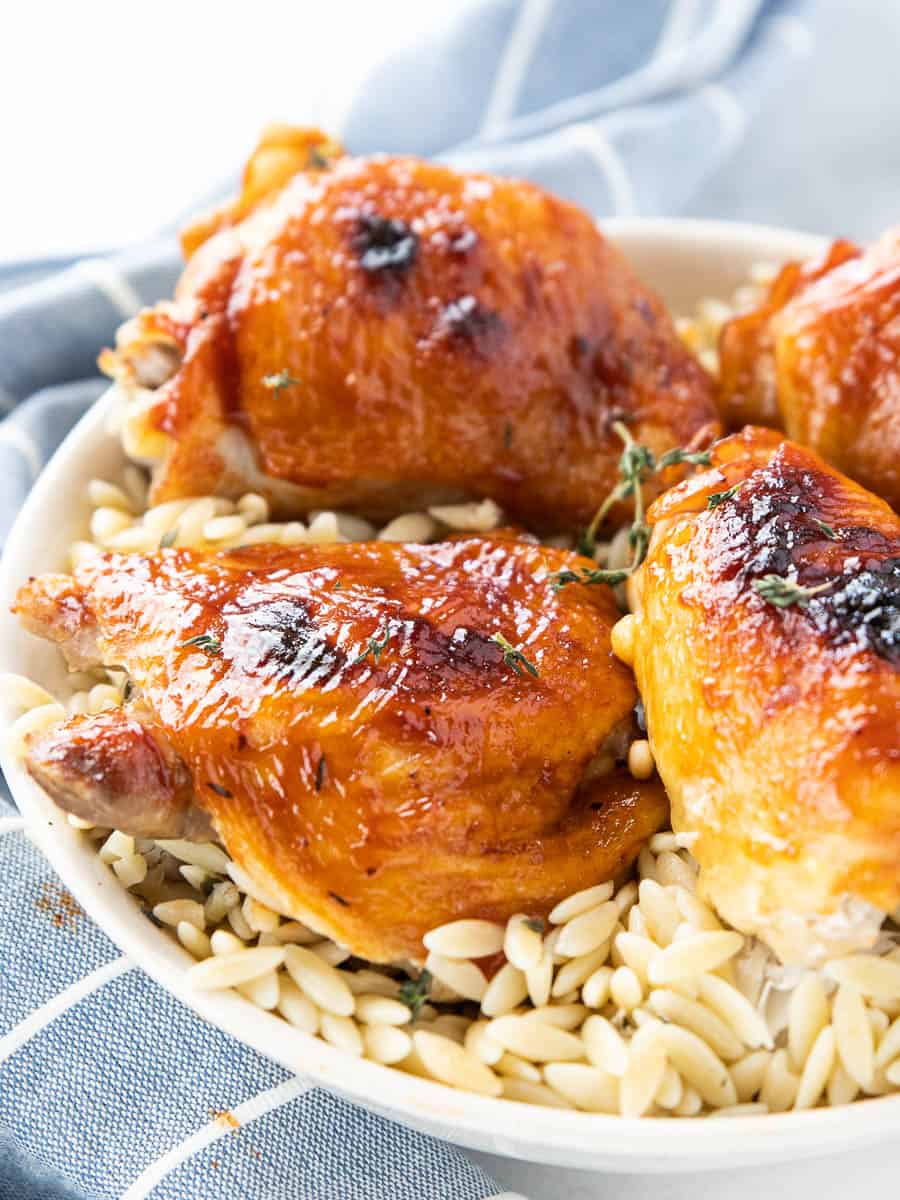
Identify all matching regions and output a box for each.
[479,0,554,136]
[566,123,637,216]
[0,955,132,1063]
[122,1076,312,1200]
[456,0,763,150]
[72,258,143,319]
[0,817,26,836]
[0,421,43,479]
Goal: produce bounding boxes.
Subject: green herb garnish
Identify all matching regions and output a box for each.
[492,633,539,678]
[315,755,327,792]
[182,633,222,655]
[353,624,394,666]
[706,482,743,510]
[308,147,332,170]
[812,518,838,540]
[575,424,710,576]
[523,917,545,933]
[399,969,432,1018]
[753,574,837,609]
[550,566,630,592]
[206,781,233,798]
[503,422,514,450]
[262,370,302,395]
[122,679,135,703]
[656,448,714,471]
[159,528,178,549]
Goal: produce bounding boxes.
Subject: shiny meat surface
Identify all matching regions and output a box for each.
[103,126,718,531]
[718,234,900,508]
[626,428,900,963]
[15,535,666,962]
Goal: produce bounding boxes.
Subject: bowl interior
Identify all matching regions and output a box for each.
[5,218,897,1173]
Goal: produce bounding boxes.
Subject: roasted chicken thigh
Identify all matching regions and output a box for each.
[15,535,666,963]
[719,233,900,508]
[102,126,717,532]
[621,428,900,963]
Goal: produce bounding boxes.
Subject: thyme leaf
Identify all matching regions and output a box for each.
[812,517,838,540]
[492,633,539,678]
[315,754,327,792]
[399,969,432,1017]
[706,482,743,510]
[353,624,394,666]
[262,370,302,395]
[523,917,545,933]
[159,528,178,549]
[550,566,630,592]
[182,633,222,655]
[753,574,837,609]
[656,447,713,471]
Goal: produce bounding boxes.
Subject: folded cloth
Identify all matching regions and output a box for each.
[0,2,810,1196]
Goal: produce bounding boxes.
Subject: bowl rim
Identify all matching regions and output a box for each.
[2,215,897,1170]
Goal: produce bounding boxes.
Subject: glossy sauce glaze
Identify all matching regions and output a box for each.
[719,233,900,508]
[17,534,667,962]
[105,128,718,530]
[627,428,900,962]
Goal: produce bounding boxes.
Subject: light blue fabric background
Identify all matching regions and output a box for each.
[0,2,861,1197]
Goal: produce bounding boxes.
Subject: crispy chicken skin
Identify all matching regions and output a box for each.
[718,234,900,508]
[624,428,900,963]
[101,125,717,531]
[15,535,666,963]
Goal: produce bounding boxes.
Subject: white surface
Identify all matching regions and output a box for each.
[3,219,899,1190]
[472,1137,900,1199]
[5,0,900,265]
[0,0,428,262]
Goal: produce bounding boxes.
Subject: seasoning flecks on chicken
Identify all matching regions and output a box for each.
[623,427,900,964]
[718,233,900,508]
[14,535,667,963]
[101,125,718,532]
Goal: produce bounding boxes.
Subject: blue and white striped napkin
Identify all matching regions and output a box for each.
[0,3,810,1196]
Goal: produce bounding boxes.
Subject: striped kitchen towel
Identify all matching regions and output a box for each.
[0,2,810,1197]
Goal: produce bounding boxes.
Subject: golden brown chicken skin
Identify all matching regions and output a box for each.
[15,535,666,963]
[718,234,900,508]
[102,126,717,532]
[621,427,900,963]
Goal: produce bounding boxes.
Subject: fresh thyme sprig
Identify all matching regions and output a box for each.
[398,969,432,1018]
[181,633,222,655]
[563,424,712,590]
[262,370,302,395]
[753,574,837,609]
[656,447,715,471]
[353,624,395,666]
[812,517,838,540]
[550,566,629,592]
[492,633,539,677]
[706,482,743,510]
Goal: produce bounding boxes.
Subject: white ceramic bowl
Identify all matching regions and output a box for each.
[3,218,897,1174]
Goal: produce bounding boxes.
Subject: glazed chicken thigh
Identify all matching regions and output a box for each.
[719,233,900,508]
[621,428,900,964]
[15,535,666,963]
[102,126,717,532]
